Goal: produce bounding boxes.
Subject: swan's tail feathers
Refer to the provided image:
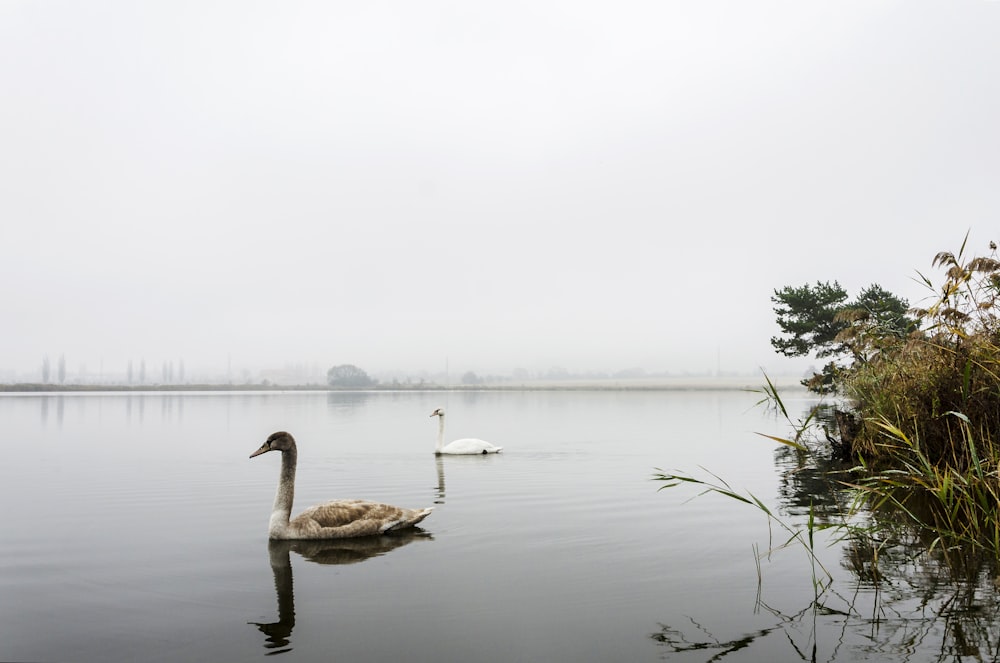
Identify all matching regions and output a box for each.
[381,507,434,533]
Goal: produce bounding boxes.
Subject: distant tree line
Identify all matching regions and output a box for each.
[35,355,188,385]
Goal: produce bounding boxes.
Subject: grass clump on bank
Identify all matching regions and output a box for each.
[794,233,1000,556]
[844,238,1000,469]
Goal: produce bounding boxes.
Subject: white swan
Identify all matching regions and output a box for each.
[250,431,433,540]
[430,408,503,455]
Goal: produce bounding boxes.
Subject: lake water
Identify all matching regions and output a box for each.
[2,389,998,662]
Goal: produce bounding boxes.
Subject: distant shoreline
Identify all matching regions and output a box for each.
[0,376,808,393]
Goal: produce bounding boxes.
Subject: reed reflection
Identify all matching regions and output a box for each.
[764,404,1000,661]
[654,400,1000,662]
[250,531,431,655]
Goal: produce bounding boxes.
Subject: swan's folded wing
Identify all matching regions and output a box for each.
[292,500,432,538]
[442,438,502,454]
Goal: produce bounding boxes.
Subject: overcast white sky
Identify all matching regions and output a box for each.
[2,1,999,380]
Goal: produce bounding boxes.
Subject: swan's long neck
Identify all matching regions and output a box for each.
[270,447,297,536]
[435,415,445,453]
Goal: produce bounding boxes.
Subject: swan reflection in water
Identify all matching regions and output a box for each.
[433,452,504,506]
[435,456,445,504]
[249,531,431,655]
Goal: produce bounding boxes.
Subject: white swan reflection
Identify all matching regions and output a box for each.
[435,456,446,504]
[250,532,430,654]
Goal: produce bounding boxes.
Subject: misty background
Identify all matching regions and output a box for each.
[2,2,998,385]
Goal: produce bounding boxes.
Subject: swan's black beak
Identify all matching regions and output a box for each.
[249,442,271,459]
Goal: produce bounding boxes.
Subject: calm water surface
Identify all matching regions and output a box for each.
[2,390,998,662]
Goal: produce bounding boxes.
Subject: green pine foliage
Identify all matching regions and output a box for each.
[771,281,915,393]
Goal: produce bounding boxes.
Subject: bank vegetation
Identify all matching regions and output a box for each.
[661,233,1000,576]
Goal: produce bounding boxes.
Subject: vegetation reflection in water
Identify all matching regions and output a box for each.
[654,401,1000,662]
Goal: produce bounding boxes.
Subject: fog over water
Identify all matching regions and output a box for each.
[2,2,999,382]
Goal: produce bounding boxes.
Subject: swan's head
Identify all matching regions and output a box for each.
[430,408,445,418]
[250,431,296,458]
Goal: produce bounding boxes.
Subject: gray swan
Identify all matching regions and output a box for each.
[250,431,433,539]
[430,408,503,455]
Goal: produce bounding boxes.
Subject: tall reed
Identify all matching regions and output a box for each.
[841,234,1000,469]
[844,416,1000,557]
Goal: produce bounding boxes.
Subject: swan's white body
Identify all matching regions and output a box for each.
[250,431,433,540]
[431,408,503,455]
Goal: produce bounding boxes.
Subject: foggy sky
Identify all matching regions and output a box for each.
[2,1,999,381]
